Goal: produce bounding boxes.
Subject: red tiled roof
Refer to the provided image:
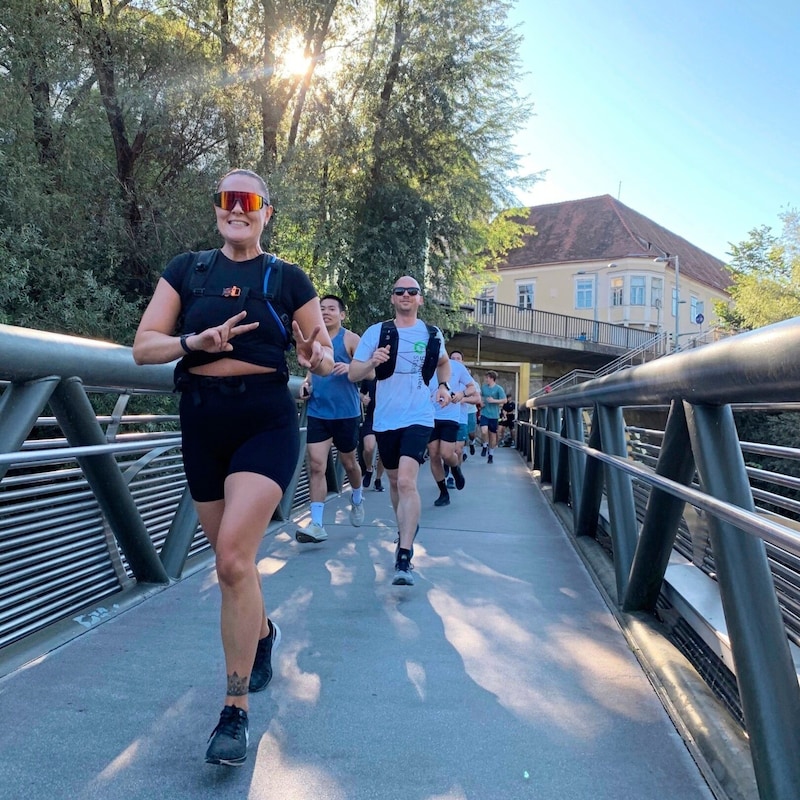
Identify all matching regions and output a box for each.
[502,195,731,293]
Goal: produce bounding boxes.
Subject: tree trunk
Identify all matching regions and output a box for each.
[217,0,240,167]
[286,0,339,151]
[70,3,148,289]
[369,1,407,185]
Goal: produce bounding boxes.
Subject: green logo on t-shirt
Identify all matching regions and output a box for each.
[413,339,426,354]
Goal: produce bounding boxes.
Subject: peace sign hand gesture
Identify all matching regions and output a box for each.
[293,320,327,370]
[190,311,259,353]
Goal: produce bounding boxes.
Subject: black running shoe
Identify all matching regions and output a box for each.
[487,454,494,464]
[374,478,385,492]
[362,470,373,488]
[469,443,475,455]
[481,445,488,457]
[249,620,281,692]
[395,524,419,562]
[434,491,450,506]
[392,551,415,585]
[205,705,249,766]
[452,466,465,491]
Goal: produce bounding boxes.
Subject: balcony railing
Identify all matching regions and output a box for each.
[465,299,657,350]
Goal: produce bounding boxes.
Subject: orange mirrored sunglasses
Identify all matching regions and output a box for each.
[213,191,267,212]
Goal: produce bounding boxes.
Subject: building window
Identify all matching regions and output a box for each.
[691,297,704,323]
[478,285,495,316]
[630,276,646,306]
[651,278,663,308]
[611,277,624,307]
[575,278,594,310]
[516,281,534,310]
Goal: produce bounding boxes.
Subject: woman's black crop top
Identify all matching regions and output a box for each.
[162,250,317,370]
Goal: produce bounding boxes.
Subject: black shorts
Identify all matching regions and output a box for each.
[306,415,360,453]
[178,372,299,502]
[360,416,376,439]
[428,419,459,444]
[479,416,499,434]
[375,425,432,470]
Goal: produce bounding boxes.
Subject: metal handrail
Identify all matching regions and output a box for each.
[527,316,800,800]
[535,332,668,395]
[529,317,800,407]
[460,298,656,350]
[3,318,800,798]
[0,323,311,648]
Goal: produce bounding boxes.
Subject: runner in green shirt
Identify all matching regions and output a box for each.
[479,370,506,464]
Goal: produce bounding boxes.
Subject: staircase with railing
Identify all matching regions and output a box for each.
[537,331,669,395]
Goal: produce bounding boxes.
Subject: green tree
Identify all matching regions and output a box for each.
[0,0,536,343]
[276,0,536,331]
[720,209,800,518]
[715,209,800,330]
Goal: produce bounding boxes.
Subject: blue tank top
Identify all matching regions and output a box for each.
[308,328,361,420]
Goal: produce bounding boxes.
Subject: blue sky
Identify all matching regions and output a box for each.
[507,0,799,261]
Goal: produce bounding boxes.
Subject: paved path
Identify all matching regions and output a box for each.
[0,447,713,800]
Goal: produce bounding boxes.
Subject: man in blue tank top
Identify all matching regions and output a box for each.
[296,295,365,543]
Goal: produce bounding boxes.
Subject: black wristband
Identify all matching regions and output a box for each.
[179,333,195,354]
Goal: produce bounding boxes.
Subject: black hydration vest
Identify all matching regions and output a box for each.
[373,320,440,384]
[179,249,292,351]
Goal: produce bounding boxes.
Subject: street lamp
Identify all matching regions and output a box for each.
[653,254,680,352]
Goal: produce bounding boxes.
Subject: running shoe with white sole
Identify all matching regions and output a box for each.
[296,522,328,543]
[205,705,249,766]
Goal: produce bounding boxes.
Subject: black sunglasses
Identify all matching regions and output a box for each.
[393,287,420,296]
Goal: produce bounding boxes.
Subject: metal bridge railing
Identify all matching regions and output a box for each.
[534,332,668,396]
[522,316,800,800]
[462,298,657,350]
[0,324,325,661]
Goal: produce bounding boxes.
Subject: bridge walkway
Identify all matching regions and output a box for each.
[0,446,713,800]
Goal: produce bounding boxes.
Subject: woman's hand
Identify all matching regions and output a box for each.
[190,311,259,353]
[293,320,332,373]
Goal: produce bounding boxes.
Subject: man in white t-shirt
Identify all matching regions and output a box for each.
[427,356,477,507]
[450,350,480,467]
[349,276,451,586]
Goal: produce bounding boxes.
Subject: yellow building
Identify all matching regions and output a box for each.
[484,195,731,348]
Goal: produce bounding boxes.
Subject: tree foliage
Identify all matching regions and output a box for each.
[715,209,800,330]
[719,209,800,515]
[0,0,536,343]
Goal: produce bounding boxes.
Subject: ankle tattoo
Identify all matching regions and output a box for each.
[227,671,249,696]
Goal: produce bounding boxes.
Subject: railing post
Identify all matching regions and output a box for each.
[537,409,551,482]
[594,404,638,600]
[327,449,343,493]
[546,407,561,486]
[275,400,308,521]
[564,407,586,525]
[685,401,800,800]
[553,411,571,504]
[623,400,695,611]
[159,487,200,579]
[48,377,169,585]
[575,414,603,539]
[0,377,60,483]
[531,409,544,471]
